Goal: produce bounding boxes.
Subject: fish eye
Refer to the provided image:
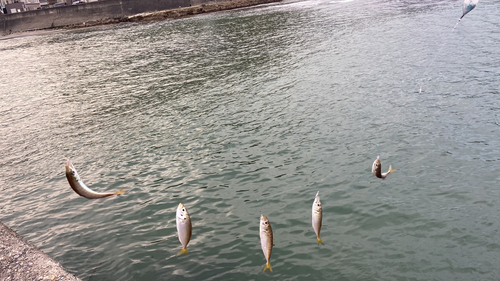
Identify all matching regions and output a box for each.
[182,209,185,212]
[264,221,268,225]
[317,204,320,207]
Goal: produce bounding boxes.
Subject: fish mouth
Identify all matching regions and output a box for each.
[64,159,73,172]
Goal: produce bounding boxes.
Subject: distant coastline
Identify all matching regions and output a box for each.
[1,0,282,37]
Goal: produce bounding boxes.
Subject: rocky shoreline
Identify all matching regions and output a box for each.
[54,0,278,30]
[1,0,280,39]
[0,221,81,281]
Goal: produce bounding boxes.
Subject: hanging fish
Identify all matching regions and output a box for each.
[259,214,273,273]
[176,203,192,255]
[65,159,126,199]
[372,156,396,179]
[312,191,324,245]
[454,0,479,29]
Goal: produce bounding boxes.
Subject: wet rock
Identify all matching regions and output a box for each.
[0,221,81,281]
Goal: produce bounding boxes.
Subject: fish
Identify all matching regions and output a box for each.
[372,156,396,179]
[176,203,192,255]
[259,214,273,273]
[454,0,479,29]
[312,191,324,245]
[65,159,126,199]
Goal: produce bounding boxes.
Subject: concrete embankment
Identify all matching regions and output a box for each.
[0,221,81,281]
[1,0,281,36]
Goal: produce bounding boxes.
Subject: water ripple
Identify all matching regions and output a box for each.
[1,0,500,280]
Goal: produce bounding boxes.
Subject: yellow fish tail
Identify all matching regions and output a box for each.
[317,237,324,245]
[388,165,397,173]
[114,188,126,195]
[263,261,273,273]
[177,247,188,255]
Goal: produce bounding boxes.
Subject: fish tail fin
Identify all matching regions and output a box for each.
[388,165,397,173]
[177,247,188,255]
[263,261,273,273]
[317,237,324,245]
[114,188,126,195]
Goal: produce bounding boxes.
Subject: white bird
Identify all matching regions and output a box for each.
[454,0,479,29]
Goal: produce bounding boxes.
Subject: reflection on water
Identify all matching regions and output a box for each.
[1,0,500,280]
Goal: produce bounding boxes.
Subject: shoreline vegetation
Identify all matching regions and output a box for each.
[1,0,281,39]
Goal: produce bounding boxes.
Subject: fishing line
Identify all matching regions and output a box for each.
[418,0,477,93]
[87,262,103,281]
[418,14,457,94]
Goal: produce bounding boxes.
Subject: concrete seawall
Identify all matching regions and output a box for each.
[0,221,82,281]
[1,0,281,36]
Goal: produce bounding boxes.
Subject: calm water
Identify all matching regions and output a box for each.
[1,0,500,280]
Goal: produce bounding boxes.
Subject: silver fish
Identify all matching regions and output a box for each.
[312,191,324,245]
[259,214,273,272]
[372,156,396,179]
[65,159,125,199]
[176,203,192,255]
[454,0,479,29]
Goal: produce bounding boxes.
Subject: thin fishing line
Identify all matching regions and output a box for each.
[419,0,478,93]
[418,20,456,94]
[419,0,466,93]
